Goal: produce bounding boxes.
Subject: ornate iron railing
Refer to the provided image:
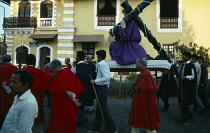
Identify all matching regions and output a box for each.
[3,17,37,28]
[160,17,178,28]
[98,15,115,26]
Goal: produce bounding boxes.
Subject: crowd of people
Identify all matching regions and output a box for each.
[0,50,209,133]
[159,51,210,123]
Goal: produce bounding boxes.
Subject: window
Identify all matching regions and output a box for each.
[160,0,178,29]
[163,44,175,58]
[16,46,28,64]
[97,0,116,26]
[82,43,95,58]
[40,0,53,27]
[18,0,31,17]
[40,0,53,18]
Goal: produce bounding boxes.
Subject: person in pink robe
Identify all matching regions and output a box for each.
[128,57,160,133]
[0,54,18,126]
[47,59,84,133]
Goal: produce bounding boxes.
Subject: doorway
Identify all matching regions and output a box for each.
[39,47,50,71]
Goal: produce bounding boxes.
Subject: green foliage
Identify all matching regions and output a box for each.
[174,40,210,67]
[109,73,138,99]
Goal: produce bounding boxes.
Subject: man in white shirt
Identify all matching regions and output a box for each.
[191,54,205,112]
[88,50,117,133]
[179,52,196,122]
[0,70,38,133]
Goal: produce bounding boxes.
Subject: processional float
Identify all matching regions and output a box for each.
[109,0,170,62]
[108,0,184,126]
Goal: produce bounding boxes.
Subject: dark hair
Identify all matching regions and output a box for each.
[76,51,85,60]
[45,57,51,63]
[2,54,11,62]
[13,70,33,89]
[182,51,191,59]
[191,54,198,60]
[198,56,204,61]
[26,54,36,65]
[96,50,106,60]
[65,58,70,62]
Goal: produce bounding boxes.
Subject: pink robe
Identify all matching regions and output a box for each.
[0,63,18,114]
[47,68,84,133]
[128,68,160,130]
[23,66,52,124]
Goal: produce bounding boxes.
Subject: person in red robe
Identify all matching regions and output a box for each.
[65,57,72,69]
[0,54,18,127]
[47,59,84,133]
[128,57,160,133]
[22,54,52,133]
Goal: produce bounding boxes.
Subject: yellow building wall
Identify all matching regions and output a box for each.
[6,0,210,65]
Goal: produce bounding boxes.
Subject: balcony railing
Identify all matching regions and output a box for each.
[98,15,115,26]
[40,18,52,27]
[3,17,37,28]
[160,17,178,29]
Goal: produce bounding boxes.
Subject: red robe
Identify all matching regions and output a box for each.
[22,66,52,124]
[128,68,160,130]
[44,63,51,73]
[44,64,52,90]
[47,68,84,133]
[0,63,18,114]
[66,64,72,69]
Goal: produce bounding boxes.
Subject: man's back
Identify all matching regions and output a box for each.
[0,63,18,114]
[95,60,110,85]
[0,63,18,83]
[200,63,207,86]
[194,61,201,82]
[0,90,38,133]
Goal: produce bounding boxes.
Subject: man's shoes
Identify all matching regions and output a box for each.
[196,108,206,113]
[77,119,89,127]
[161,104,170,112]
[161,108,168,112]
[87,130,99,133]
[86,110,94,114]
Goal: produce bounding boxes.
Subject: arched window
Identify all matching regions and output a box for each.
[16,46,28,65]
[40,0,53,18]
[18,0,31,17]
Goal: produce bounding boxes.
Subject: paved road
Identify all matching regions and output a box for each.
[42,98,210,133]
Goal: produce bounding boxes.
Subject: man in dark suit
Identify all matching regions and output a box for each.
[179,52,197,122]
[198,56,210,109]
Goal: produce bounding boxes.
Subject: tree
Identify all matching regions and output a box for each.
[174,40,210,67]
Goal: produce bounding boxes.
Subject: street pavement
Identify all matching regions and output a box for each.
[42,98,210,133]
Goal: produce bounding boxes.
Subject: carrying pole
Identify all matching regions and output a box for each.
[180,72,184,126]
[90,75,109,133]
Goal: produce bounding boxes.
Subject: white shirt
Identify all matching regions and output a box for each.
[193,61,201,82]
[95,60,110,85]
[181,60,195,80]
[71,60,85,74]
[0,90,38,133]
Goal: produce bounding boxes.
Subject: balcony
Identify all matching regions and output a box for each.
[98,15,115,26]
[160,17,178,29]
[3,17,37,28]
[40,18,52,27]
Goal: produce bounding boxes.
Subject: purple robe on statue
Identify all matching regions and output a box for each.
[109,21,149,65]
